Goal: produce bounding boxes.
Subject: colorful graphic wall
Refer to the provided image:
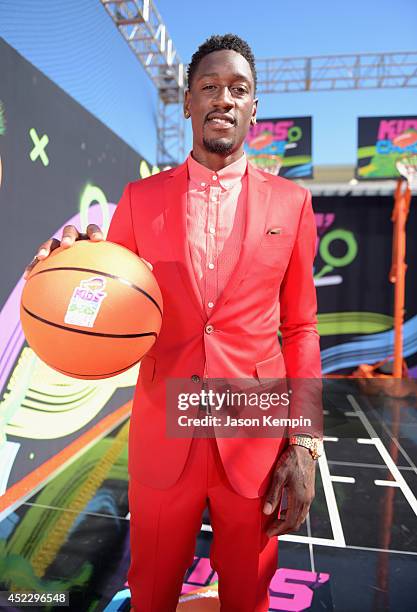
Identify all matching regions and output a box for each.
[356,115,417,179]
[244,116,313,178]
[0,38,163,515]
[313,195,417,375]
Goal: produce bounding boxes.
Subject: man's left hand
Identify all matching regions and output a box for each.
[263,444,316,537]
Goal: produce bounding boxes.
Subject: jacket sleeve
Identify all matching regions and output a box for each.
[106,182,139,255]
[279,188,322,437]
[279,188,321,378]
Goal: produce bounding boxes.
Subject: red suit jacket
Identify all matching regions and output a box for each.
[107,160,321,498]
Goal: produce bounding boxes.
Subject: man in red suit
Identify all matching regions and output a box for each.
[25,34,322,612]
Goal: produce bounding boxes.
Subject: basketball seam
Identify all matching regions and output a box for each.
[54,356,143,378]
[21,304,158,339]
[28,266,163,317]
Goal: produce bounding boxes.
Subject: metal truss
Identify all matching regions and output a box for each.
[99,1,417,164]
[157,95,185,166]
[100,0,185,165]
[256,51,417,93]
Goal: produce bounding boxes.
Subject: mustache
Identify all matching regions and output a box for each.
[204,112,237,125]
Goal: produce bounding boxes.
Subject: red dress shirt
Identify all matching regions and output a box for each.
[186,152,248,318]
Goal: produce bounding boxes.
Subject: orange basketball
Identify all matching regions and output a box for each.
[20,240,163,379]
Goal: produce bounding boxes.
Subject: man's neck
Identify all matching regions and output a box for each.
[190,148,245,172]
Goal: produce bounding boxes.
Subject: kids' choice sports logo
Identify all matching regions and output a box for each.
[64,276,107,328]
[314,213,358,287]
[357,116,417,179]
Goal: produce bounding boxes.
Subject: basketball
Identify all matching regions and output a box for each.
[20,240,163,379]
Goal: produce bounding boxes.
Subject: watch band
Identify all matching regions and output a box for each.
[289,434,323,460]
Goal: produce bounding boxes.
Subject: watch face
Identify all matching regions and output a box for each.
[312,439,324,458]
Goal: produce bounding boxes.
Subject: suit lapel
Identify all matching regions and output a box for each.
[162,163,205,322]
[211,164,272,315]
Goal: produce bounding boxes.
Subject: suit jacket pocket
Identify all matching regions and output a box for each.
[255,352,286,381]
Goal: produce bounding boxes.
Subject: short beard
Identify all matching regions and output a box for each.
[203,137,234,155]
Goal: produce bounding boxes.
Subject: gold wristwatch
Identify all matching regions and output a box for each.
[289,435,323,460]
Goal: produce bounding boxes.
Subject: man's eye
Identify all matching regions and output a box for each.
[233,87,247,94]
[202,85,215,90]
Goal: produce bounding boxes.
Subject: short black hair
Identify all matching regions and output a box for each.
[187,33,257,92]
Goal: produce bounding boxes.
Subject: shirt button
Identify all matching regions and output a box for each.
[191,374,200,383]
[211,196,217,202]
[208,302,214,308]
[205,324,214,334]
[209,226,215,234]
[208,263,215,269]
[201,182,206,187]
[212,175,218,181]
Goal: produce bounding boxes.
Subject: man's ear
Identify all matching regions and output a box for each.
[183,89,191,119]
[252,97,258,123]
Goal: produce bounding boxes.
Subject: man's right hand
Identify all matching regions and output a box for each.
[23,223,104,280]
[23,222,153,280]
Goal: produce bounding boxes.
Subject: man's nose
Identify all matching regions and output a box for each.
[213,86,235,107]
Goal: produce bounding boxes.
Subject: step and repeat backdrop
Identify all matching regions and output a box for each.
[0,37,417,518]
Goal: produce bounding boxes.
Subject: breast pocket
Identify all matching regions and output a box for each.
[252,233,295,276]
[259,233,295,249]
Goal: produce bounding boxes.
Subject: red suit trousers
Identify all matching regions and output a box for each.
[128,436,278,611]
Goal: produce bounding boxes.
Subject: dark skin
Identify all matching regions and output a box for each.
[184,49,257,170]
[23,48,316,537]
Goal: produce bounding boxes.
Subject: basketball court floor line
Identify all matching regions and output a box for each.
[205,524,417,555]
[316,449,346,547]
[22,501,131,521]
[327,460,416,471]
[330,476,355,483]
[199,522,345,547]
[305,513,315,572]
[345,544,417,556]
[347,394,417,516]
[374,480,401,487]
